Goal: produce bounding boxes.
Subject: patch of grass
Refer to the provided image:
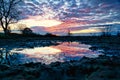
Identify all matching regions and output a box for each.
[0,33,6,38]
[0,33,4,36]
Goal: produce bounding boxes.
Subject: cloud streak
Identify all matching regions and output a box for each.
[18,0,120,34]
[20,0,120,23]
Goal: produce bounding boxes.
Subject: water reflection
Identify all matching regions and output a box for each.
[11,47,63,64]
[51,42,102,60]
[1,42,103,65]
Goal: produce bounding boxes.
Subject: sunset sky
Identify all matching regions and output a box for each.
[1,0,120,35]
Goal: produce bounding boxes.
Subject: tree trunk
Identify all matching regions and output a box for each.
[3,28,11,36]
[3,28,8,36]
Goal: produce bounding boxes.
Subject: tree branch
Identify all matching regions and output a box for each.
[0,20,5,29]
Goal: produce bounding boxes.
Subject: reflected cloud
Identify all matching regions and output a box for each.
[12,47,61,55]
[11,47,62,64]
[9,42,102,64]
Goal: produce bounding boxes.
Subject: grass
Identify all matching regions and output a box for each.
[0,33,4,37]
[0,33,120,42]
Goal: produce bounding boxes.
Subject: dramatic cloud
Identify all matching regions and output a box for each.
[21,0,120,20]
[17,0,120,35]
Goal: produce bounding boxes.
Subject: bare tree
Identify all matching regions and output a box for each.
[67,29,72,36]
[0,0,22,35]
[100,26,112,36]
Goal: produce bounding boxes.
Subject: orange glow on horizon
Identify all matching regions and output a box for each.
[45,20,87,33]
[18,19,63,27]
[71,28,101,34]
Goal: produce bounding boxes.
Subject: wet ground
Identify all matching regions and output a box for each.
[0,39,104,65]
[0,55,120,80]
[0,37,120,80]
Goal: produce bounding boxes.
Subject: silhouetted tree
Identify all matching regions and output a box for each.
[67,29,72,36]
[18,23,27,32]
[6,26,11,34]
[18,24,33,35]
[0,0,22,35]
[117,31,120,36]
[100,26,112,36]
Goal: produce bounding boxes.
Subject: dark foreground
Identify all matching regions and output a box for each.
[0,36,120,80]
[0,55,120,80]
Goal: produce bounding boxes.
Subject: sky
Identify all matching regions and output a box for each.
[8,0,120,35]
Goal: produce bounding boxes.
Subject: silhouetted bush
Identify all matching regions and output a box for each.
[117,31,120,37]
[22,28,33,35]
[44,33,56,37]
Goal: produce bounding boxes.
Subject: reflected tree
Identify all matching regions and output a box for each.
[0,48,19,65]
[0,49,3,63]
[0,48,10,64]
